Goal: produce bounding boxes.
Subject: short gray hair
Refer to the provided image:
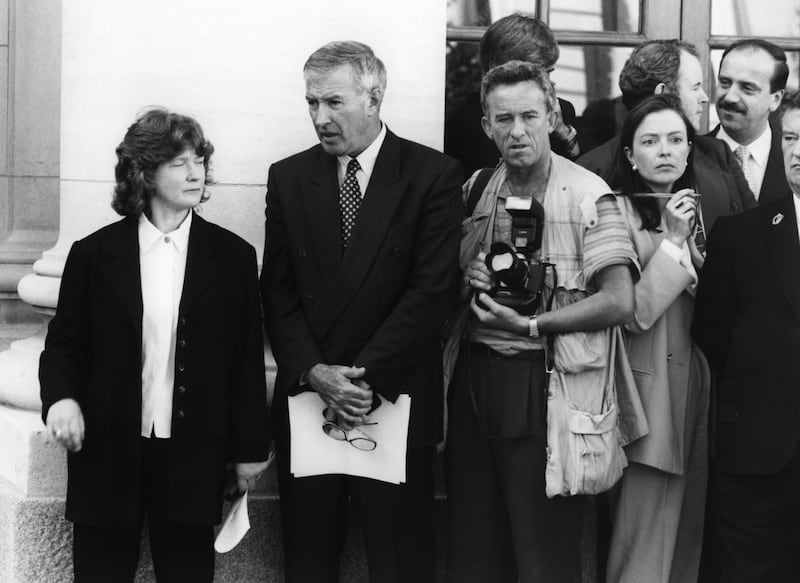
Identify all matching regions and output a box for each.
[481,60,556,114]
[304,41,387,95]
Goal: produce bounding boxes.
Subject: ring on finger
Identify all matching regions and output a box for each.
[468,278,474,287]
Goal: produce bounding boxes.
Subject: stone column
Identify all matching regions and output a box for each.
[0,1,447,581]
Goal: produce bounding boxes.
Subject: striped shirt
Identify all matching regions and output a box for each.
[468,154,638,355]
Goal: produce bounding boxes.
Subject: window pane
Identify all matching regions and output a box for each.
[711,0,800,36]
[707,48,800,129]
[549,0,641,33]
[553,45,633,151]
[447,0,537,28]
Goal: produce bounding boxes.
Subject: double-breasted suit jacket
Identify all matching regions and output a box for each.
[693,193,800,475]
[261,129,463,448]
[39,213,270,527]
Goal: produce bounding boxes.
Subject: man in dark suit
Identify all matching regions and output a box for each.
[577,40,757,242]
[260,41,462,582]
[692,91,800,582]
[709,38,789,204]
[40,109,271,582]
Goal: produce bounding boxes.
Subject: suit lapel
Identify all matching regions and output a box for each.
[100,218,143,336]
[760,125,788,204]
[328,130,405,325]
[764,195,800,322]
[301,148,342,285]
[692,143,729,227]
[180,213,220,313]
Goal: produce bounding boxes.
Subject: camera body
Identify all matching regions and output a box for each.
[483,195,547,315]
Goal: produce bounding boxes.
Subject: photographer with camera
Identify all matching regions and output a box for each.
[443,60,639,583]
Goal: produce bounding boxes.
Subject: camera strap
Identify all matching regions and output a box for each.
[465,167,495,216]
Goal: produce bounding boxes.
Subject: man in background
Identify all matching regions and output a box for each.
[711,38,788,203]
[693,90,800,582]
[445,13,581,175]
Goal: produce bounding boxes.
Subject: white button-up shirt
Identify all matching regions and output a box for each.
[139,211,191,438]
[717,124,772,200]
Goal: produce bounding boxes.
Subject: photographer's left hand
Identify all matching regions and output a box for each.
[471,292,527,335]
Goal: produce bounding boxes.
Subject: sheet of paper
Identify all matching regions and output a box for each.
[288,392,411,484]
[214,490,250,553]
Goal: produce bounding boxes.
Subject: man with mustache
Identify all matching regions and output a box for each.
[711,39,788,203]
[692,90,800,582]
[261,41,462,582]
[578,40,757,250]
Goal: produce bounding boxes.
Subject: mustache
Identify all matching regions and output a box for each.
[717,99,746,114]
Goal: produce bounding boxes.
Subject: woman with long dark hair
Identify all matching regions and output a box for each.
[606,94,710,583]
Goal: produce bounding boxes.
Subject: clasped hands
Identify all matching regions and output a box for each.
[307,363,374,431]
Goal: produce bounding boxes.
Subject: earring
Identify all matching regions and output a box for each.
[631,163,637,172]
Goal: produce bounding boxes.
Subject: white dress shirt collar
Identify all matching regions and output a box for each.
[717,124,772,171]
[337,122,387,195]
[793,192,800,243]
[138,210,192,254]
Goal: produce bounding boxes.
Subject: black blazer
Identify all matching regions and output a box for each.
[577,134,757,234]
[692,193,800,475]
[39,213,270,526]
[708,122,788,205]
[261,129,463,447]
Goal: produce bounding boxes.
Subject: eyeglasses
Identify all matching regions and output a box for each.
[322,408,378,451]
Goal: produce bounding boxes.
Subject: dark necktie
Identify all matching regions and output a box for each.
[339,158,362,249]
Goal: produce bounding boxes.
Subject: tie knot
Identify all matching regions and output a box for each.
[346,158,361,176]
[734,145,750,163]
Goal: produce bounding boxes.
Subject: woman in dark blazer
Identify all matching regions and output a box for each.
[39,108,271,582]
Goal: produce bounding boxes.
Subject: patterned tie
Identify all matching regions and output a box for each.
[734,145,758,199]
[339,158,362,249]
[693,203,707,258]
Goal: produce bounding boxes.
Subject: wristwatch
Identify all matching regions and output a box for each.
[528,314,540,338]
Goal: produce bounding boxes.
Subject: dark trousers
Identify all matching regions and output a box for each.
[274,395,436,583]
[714,445,800,583]
[72,437,214,583]
[445,344,584,583]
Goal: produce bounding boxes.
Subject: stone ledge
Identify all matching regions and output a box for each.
[0,406,65,497]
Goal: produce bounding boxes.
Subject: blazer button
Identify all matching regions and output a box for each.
[391,247,401,256]
[321,342,329,352]
[732,202,740,211]
[178,339,187,348]
[178,363,186,372]
[179,316,187,326]
[177,410,185,419]
[304,293,314,304]
[298,248,308,257]
[177,385,187,394]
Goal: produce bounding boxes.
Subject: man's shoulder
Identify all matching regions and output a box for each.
[388,131,460,170]
[552,153,614,195]
[271,143,325,173]
[575,136,619,181]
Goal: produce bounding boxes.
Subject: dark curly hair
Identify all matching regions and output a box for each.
[112,107,214,217]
